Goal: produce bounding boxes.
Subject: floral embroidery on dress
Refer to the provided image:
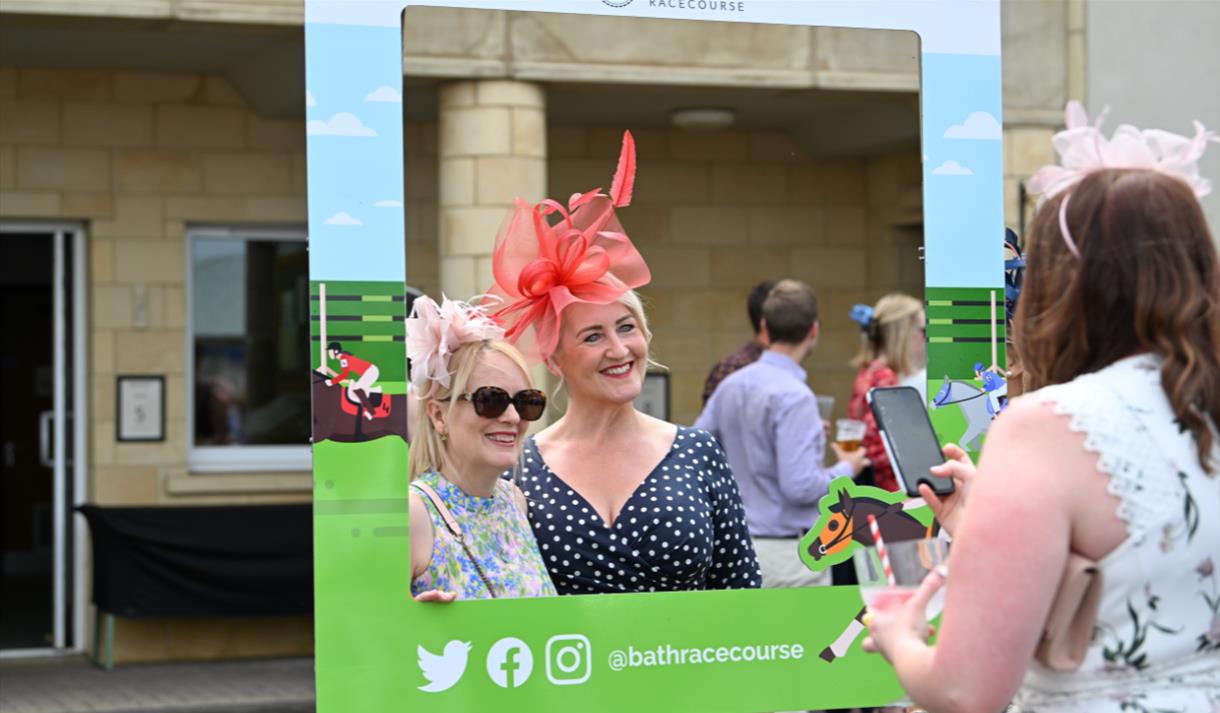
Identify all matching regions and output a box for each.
[1197,557,1220,653]
[1099,586,1181,673]
[410,470,556,600]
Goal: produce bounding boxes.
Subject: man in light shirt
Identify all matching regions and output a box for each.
[695,279,868,588]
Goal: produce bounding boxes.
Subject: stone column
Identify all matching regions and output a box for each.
[437,80,555,423]
[437,80,546,301]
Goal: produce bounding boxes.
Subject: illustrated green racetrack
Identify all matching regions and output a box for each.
[311,280,409,390]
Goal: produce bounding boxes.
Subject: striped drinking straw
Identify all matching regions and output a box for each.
[866,514,896,587]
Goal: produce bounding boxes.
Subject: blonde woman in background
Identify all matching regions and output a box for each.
[847,293,927,493]
[405,296,555,601]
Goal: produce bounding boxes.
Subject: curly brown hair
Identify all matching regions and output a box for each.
[1013,169,1220,473]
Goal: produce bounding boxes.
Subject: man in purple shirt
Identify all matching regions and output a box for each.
[695,279,868,588]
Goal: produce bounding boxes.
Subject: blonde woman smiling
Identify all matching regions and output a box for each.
[405,296,555,601]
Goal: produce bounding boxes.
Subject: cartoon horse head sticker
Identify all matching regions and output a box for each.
[799,478,944,664]
[800,479,939,572]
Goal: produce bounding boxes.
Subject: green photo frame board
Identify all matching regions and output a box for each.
[305,1,1004,710]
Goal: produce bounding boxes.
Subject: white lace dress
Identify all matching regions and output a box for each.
[1013,354,1220,713]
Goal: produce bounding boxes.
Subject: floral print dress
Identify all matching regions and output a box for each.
[409,470,556,600]
[1014,354,1219,712]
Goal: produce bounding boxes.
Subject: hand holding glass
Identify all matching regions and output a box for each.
[835,418,867,452]
[853,537,948,617]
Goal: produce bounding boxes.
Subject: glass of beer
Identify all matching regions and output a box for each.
[816,395,835,423]
[835,418,866,451]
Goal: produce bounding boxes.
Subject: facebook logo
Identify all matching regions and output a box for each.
[486,637,534,688]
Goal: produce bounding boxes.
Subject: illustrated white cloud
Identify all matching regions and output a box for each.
[324,212,363,226]
[305,90,317,108]
[932,160,974,176]
[306,112,377,137]
[373,199,403,208]
[364,85,402,103]
[944,111,1002,140]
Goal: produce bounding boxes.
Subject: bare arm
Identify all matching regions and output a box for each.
[408,491,434,583]
[867,398,1126,712]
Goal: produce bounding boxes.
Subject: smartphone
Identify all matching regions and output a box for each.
[867,386,955,498]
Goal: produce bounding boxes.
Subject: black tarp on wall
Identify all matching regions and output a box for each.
[78,504,312,618]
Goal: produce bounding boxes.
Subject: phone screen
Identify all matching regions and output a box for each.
[869,387,953,496]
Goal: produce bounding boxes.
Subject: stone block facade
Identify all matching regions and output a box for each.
[479,125,920,425]
[0,66,319,662]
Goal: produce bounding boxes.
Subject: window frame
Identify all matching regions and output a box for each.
[185,225,312,473]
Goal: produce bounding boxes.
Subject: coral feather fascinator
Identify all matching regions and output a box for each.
[487,131,651,368]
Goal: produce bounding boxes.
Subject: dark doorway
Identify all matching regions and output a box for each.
[0,231,76,651]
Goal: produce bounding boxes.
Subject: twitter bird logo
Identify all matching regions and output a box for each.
[417,640,472,693]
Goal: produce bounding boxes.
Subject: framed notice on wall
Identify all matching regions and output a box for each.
[634,372,670,422]
[116,375,165,442]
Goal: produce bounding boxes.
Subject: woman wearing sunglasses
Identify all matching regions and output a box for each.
[405,296,556,601]
[485,132,761,595]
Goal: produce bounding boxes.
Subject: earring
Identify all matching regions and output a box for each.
[439,432,448,442]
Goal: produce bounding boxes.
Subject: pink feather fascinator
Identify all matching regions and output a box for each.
[486,130,651,369]
[1029,100,1219,202]
[405,295,505,398]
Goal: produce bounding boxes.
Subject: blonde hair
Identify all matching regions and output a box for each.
[408,339,534,480]
[851,293,923,376]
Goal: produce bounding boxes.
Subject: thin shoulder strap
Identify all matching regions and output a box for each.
[412,481,460,536]
[410,480,499,599]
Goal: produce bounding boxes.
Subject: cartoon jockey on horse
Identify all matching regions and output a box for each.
[317,341,382,420]
[974,361,1008,417]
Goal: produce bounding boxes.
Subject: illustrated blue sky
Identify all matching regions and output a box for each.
[306,21,406,283]
[304,3,1005,290]
[922,52,1005,288]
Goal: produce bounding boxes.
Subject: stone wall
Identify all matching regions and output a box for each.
[0,67,315,505]
[544,125,921,426]
[0,66,319,661]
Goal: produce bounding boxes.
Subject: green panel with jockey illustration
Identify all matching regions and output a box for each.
[926,286,1010,457]
[311,280,409,388]
[304,0,1007,710]
[310,280,409,445]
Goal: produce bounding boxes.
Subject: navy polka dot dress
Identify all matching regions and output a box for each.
[516,427,762,595]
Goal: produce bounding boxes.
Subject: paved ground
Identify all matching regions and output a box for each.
[0,656,314,713]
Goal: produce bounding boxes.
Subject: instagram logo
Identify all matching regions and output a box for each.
[546,634,591,685]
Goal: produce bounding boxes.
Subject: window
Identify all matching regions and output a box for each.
[188,227,311,472]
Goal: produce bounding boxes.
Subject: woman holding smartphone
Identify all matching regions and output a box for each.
[860,104,1220,712]
[486,132,761,594]
[406,296,556,601]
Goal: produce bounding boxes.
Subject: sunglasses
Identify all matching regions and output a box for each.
[458,387,547,422]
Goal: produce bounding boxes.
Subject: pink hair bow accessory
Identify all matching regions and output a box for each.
[405,295,504,398]
[1029,100,1219,201]
[487,131,651,370]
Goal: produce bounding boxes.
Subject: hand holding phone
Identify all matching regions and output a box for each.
[920,443,976,535]
[867,386,955,498]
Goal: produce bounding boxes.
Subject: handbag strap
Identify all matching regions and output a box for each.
[411,480,499,599]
